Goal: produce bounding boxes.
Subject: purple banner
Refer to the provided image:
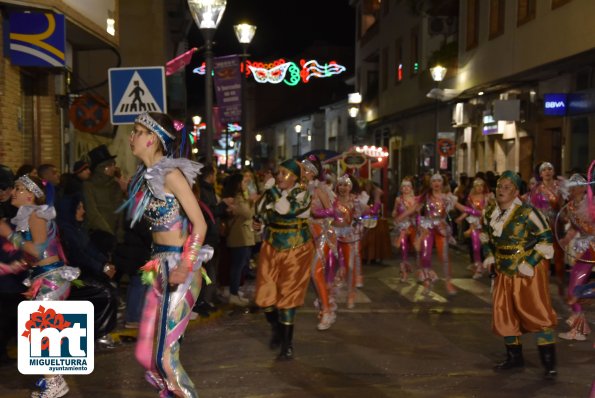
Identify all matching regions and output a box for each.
[213,55,242,124]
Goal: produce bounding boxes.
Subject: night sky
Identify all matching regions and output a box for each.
[187,0,356,59]
[185,0,356,125]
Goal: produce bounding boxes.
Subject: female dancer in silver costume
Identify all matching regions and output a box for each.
[123,112,210,398]
[0,175,79,398]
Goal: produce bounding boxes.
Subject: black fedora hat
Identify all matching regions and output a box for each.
[88,145,117,170]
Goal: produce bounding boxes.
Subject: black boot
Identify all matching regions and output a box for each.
[277,323,294,361]
[538,344,557,380]
[264,310,281,350]
[494,344,524,371]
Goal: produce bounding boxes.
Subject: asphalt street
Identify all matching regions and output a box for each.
[0,247,593,398]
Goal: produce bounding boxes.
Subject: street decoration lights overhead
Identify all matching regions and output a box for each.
[193,58,346,86]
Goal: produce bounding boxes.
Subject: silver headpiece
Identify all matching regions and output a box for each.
[301,159,319,177]
[539,162,554,173]
[17,175,44,198]
[568,173,587,187]
[337,174,352,187]
[135,113,176,155]
[430,173,443,182]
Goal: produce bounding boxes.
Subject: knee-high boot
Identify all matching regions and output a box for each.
[494,345,524,370]
[264,308,280,350]
[278,323,294,360]
[538,344,557,380]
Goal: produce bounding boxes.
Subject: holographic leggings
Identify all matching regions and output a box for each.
[135,247,201,398]
[419,229,452,279]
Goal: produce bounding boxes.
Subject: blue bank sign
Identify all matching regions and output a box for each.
[543,94,567,116]
[544,92,595,116]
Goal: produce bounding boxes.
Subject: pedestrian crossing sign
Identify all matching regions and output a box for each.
[108,66,167,125]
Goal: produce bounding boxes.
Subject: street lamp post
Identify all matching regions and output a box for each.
[347,92,362,145]
[294,124,302,157]
[430,65,447,172]
[234,23,256,168]
[187,0,227,164]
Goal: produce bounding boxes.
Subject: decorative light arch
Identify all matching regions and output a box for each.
[193,58,346,86]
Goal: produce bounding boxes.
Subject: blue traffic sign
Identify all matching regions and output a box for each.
[108,67,167,125]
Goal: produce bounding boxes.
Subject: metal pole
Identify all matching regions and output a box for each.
[202,28,215,164]
[239,45,248,166]
[297,132,301,157]
[435,97,439,172]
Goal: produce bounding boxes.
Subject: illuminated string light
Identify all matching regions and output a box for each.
[193,58,346,86]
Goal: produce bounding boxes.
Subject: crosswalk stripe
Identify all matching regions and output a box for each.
[381,276,495,304]
[450,278,493,304]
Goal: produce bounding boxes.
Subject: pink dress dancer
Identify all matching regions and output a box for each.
[557,174,594,342]
[391,178,418,282]
[456,178,493,279]
[527,162,565,295]
[332,174,378,309]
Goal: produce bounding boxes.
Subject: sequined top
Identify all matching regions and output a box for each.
[528,180,562,223]
[143,193,185,232]
[393,195,417,231]
[11,205,63,261]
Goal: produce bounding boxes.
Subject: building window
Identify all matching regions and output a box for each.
[410,26,419,76]
[552,0,572,9]
[517,0,536,26]
[466,0,479,50]
[381,46,388,90]
[489,0,505,39]
[395,37,403,84]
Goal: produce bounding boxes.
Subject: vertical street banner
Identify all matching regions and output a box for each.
[8,12,66,67]
[213,55,242,124]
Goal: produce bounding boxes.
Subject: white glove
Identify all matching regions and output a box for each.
[518,262,535,278]
[264,177,275,190]
[483,256,495,268]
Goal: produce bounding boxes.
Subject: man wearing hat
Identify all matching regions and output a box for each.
[84,145,124,255]
[62,160,91,196]
[481,170,558,380]
[253,159,314,360]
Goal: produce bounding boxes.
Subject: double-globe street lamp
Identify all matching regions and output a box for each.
[187,0,227,164]
[430,65,447,171]
[233,23,257,167]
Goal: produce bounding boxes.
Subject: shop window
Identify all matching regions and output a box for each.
[466,0,479,50]
[517,0,536,26]
[489,0,505,39]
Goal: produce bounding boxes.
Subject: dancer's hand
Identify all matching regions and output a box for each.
[518,262,534,278]
[169,265,189,286]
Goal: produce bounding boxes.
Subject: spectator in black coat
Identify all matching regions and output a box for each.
[56,193,119,346]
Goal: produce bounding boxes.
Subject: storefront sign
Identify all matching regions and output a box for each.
[9,12,66,67]
[543,93,567,116]
[567,92,595,115]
